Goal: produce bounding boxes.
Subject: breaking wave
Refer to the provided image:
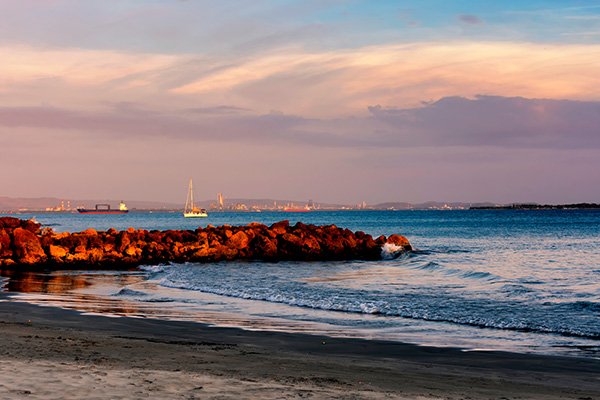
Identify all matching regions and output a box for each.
[154,267,600,341]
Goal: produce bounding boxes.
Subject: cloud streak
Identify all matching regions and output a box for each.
[3,40,600,120]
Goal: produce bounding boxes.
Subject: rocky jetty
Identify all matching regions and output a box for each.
[0,217,411,269]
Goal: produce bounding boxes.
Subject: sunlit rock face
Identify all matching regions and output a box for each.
[0,217,411,269]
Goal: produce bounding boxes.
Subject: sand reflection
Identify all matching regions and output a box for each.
[0,269,142,294]
[0,269,150,317]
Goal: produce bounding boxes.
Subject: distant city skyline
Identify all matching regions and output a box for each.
[1,1,599,204]
[3,194,597,214]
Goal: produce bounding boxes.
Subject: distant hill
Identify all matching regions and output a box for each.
[470,202,600,210]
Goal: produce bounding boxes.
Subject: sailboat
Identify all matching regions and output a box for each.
[184,178,208,218]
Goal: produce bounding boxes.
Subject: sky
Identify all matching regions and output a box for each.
[1,0,599,205]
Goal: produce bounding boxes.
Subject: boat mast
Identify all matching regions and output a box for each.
[189,178,194,208]
[185,178,194,212]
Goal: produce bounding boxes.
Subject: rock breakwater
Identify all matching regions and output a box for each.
[0,217,411,269]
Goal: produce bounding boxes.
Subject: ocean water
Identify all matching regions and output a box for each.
[1,210,599,358]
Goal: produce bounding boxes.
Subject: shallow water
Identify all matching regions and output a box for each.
[2,210,599,358]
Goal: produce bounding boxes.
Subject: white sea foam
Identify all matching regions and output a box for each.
[0,277,8,292]
[112,287,149,297]
[139,264,169,273]
[380,243,406,259]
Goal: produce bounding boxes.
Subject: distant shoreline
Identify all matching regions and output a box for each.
[2,204,600,214]
[469,203,600,210]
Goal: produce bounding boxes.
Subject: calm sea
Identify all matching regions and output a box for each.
[1,210,599,358]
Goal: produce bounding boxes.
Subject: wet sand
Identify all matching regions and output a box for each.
[1,299,599,399]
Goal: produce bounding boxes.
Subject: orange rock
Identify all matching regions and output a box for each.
[87,248,105,263]
[254,235,278,259]
[270,220,289,235]
[280,232,303,247]
[247,222,267,229]
[124,245,140,257]
[22,219,41,234]
[117,233,131,253]
[0,217,22,229]
[227,231,250,250]
[0,259,16,267]
[302,235,321,254]
[218,245,238,260]
[0,230,12,258]
[197,231,208,241]
[387,234,412,250]
[49,245,68,259]
[12,227,47,265]
[103,242,116,253]
[375,235,386,245]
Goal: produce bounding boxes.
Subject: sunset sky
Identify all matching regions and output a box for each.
[1,0,599,205]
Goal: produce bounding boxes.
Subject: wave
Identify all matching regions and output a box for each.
[554,301,600,313]
[111,286,176,303]
[156,276,600,340]
[406,261,498,281]
[415,261,443,271]
[0,277,8,292]
[405,313,600,340]
[380,243,409,259]
[500,284,535,295]
[112,287,150,297]
[411,248,471,255]
[139,264,170,274]
[462,271,494,280]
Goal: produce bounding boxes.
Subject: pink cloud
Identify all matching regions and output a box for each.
[1,96,599,150]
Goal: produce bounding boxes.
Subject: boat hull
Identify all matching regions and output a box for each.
[78,210,129,214]
[184,212,207,218]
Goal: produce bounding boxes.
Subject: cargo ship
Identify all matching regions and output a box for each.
[77,202,129,214]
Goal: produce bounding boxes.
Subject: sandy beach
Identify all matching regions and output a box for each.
[0,298,598,399]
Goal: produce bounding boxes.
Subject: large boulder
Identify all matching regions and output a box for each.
[254,235,278,259]
[22,219,41,234]
[48,245,68,260]
[0,217,22,230]
[12,227,47,264]
[270,220,289,235]
[386,234,412,250]
[0,230,12,258]
[226,231,250,250]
